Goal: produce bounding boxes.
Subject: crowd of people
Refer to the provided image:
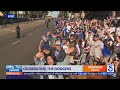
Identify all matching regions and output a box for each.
[32,16,120,79]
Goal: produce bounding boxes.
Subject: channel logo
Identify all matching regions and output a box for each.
[6,65,22,72]
[6,14,16,18]
[107,64,114,72]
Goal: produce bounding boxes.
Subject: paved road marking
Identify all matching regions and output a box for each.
[2,22,42,32]
[12,40,21,45]
[21,23,40,31]
[4,29,16,32]
[27,33,32,36]
[11,30,16,32]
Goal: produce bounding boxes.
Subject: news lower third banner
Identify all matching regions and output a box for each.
[6,65,114,76]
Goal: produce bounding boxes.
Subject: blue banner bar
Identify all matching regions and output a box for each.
[6,14,16,18]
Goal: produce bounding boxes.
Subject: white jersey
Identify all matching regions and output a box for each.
[116,27,120,36]
[66,26,71,32]
[88,40,104,59]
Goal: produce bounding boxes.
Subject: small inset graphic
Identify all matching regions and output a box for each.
[6,65,22,72]
[107,64,114,72]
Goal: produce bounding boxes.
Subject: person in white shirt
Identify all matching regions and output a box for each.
[114,34,120,59]
[62,39,68,54]
[66,24,71,33]
[87,34,104,65]
[85,30,89,41]
[88,31,94,41]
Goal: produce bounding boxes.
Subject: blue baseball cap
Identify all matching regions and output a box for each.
[42,44,51,51]
[94,34,99,38]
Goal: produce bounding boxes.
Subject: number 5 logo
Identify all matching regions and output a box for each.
[107,64,114,72]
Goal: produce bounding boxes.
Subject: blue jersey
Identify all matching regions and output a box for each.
[47,35,52,41]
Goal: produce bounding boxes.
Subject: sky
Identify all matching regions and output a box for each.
[47,11,60,18]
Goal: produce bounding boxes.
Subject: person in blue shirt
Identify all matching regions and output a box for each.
[46,30,52,41]
[54,20,58,26]
[62,26,67,39]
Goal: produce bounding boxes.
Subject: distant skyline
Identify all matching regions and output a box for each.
[47,11,59,18]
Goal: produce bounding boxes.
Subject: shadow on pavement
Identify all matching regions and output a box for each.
[20,35,26,38]
[17,35,27,39]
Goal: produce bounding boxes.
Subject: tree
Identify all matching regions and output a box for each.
[0,11,10,17]
[24,11,29,18]
[58,11,64,17]
[35,11,43,18]
[28,11,48,18]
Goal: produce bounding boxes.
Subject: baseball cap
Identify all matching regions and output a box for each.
[94,34,99,38]
[92,29,97,34]
[55,41,61,46]
[42,44,51,51]
[93,59,98,62]
[70,34,75,37]
[70,32,75,35]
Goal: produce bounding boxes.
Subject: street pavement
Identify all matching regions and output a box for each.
[0,19,54,79]
[0,20,42,36]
